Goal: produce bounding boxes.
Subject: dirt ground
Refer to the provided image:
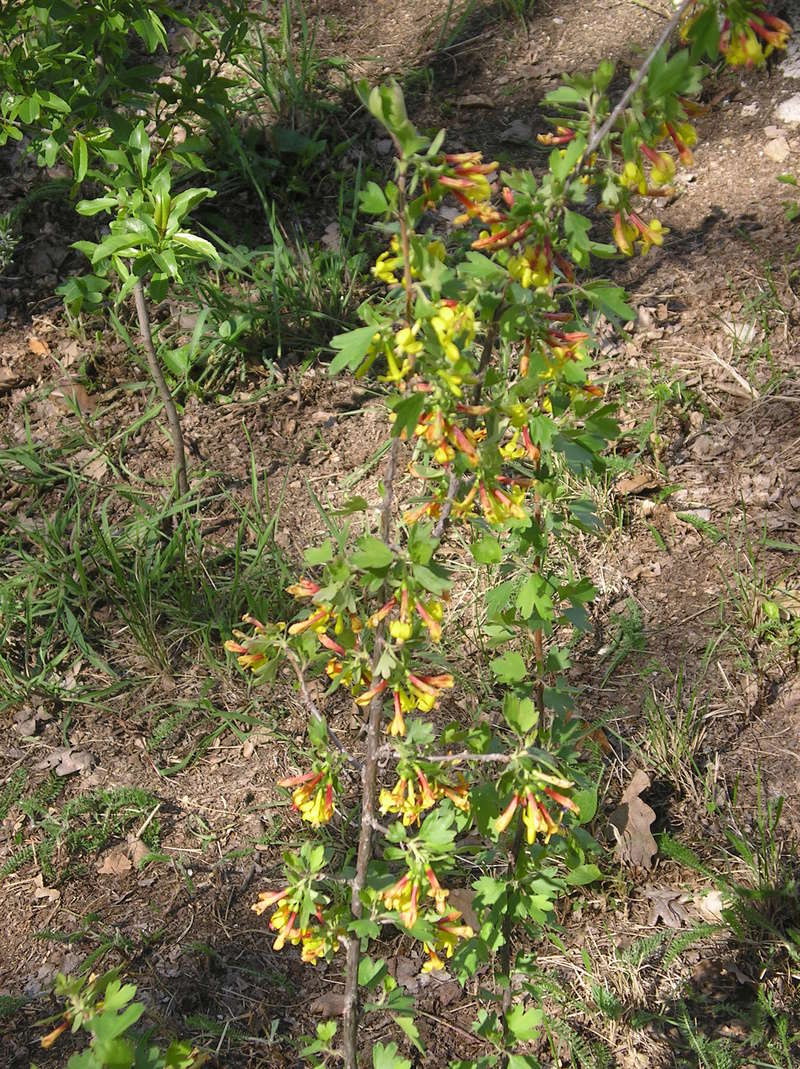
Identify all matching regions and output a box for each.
[1,2,799,1067]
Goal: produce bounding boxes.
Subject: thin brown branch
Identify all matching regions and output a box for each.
[342,436,401,1069]
[132,279,189,498]
[471,313,501,407]
[396,166,414,326]
[284,650,360,768]
[431,472,462,541]
[582,0,694,162]
[424,750,514,765]
[500,815,525,1055]
[533,627,545,722]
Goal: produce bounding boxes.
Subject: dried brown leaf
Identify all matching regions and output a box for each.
[33,874,61,903]
[643,886,690,928]
[52,381,97,415]
[55,749,94,776]
[608,770,657,871]
[126,837,151,869]
[28,336,50,356]
[308,992,346,1017]
[616,472,660,496]
[96,850,133,876]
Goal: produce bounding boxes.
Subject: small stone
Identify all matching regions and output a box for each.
[763,124,782,138]
[635,306,655,333]
[500,119,533,144]
[764,136,790,163]
[741,102,759,117]
[776,94,800,125]
[375,138,393,156]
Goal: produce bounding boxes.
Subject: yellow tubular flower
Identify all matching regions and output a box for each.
[395,326,423,357]
[300,934,327,964]
[372,251,400,285]
[422,910,474,971]
[620,160,646,193]
[389,619,413,643]
[500,431,526,460]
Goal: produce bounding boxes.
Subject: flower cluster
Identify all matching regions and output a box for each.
[379,864,475,972]
[681,5,792,67]
[278,769,335,826]
[613,210,669,257]
[493,773,580,845]
[252,889,344,964]
[423,911,476,972]
[380,864,450,925]
[379,766,469,826]
[435,151,500,223]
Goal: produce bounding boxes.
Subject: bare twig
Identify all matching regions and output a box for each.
[432,472,462,540]
[583,0,695,162]
[342,437,401,1069]
[284,650,360,767]
[132,279,189,497]
[423,750,514,765]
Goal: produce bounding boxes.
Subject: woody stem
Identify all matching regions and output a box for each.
[500,814,525,1054]
[342,437,401,1069]
[133,279,188,499]
[582,0,694,163]
[396,161,414,326]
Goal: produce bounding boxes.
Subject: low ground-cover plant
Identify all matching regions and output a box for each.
[225,4,792,1067]
[35,969,201,1069]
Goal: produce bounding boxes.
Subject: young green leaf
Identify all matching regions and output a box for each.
[490,651,527,684]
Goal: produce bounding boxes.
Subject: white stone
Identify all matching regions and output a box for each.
[776,94,800,125]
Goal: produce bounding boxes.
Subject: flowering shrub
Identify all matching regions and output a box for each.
[227,4,789,1067]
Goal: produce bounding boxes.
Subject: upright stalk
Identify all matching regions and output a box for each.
[132,279,189,498]
[342,437,401,1069]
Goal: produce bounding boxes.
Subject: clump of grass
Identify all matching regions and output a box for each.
[0,429,294,701]
[640,664,710,799]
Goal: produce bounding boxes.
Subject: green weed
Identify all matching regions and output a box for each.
[2,785,161,883]
[598,599,646,685]
[640,663,710,799]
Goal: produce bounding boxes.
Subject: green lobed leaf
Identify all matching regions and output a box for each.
[359,181,389,214]
[470,536,502,565]
[502,693,538,734]
[390,391,426,439]
[565,863,602,886]
[329,325,378,376]
[351,535,394,571]
[393,1014,424,1052]
[490,651,527,683]
[505,1004,543,1042]
[373,1042,411,1069]
[358,956,388,988]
